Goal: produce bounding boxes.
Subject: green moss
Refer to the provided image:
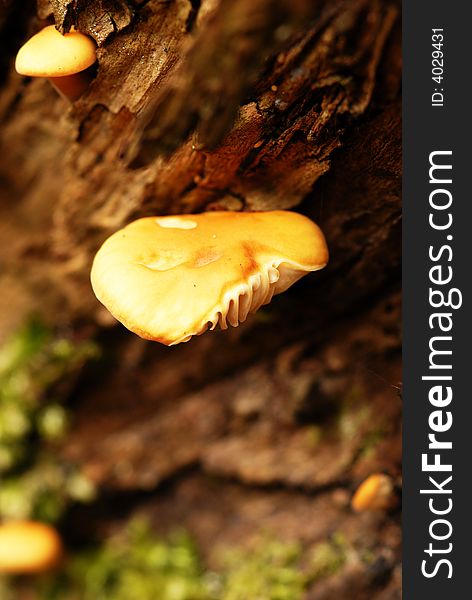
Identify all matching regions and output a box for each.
[41,519,210,600]
[220,538,305,600]
[0,518,351,599]
[0,318,99,521]
[307,534,347,582]
[0,523,319,600]
[45,528,307,600]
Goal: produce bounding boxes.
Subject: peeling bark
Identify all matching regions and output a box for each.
[38,0,134,44]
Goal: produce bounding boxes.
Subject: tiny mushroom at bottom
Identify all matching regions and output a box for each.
[351,473,397,513]
[91,210,329,346]
[0,520,64,574]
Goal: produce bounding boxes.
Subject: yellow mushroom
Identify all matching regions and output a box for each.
[91,210,328,345]
[0,520,63,574]
[15,25,97,101]
[351,473,396,513]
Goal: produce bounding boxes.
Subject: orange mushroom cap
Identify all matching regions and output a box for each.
[15,25,96,78]
[0,520,63,574]
[351,474,395,513]
[91,210,328,345]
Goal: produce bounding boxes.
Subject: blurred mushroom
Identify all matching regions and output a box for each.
[15,25,97,101]
[351,473,396,513]
[0,520,64,574]
[91,210,328,345]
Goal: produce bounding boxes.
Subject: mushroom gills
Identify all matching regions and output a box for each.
[204,261,317,334]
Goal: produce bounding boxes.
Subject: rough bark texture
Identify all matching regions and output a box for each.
[0,0,401,597]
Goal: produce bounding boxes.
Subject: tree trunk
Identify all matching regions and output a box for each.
[0,0,401,598]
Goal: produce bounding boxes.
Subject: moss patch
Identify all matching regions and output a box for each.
[219,537,305,600]
[41,519,209,600]
[307,533,347,582]
[0,318,98,521]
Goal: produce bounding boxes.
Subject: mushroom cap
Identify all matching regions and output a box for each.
[0,520,63,574]
[351,474,394,512]
[15,25,96,78]
[91,210,328,345]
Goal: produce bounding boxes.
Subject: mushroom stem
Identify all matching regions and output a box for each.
[48,69,93,102]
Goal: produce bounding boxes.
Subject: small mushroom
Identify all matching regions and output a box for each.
[15,25,97,101]
[351,473,396,513]
[0,520,64,574]
[91,210,328,345]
